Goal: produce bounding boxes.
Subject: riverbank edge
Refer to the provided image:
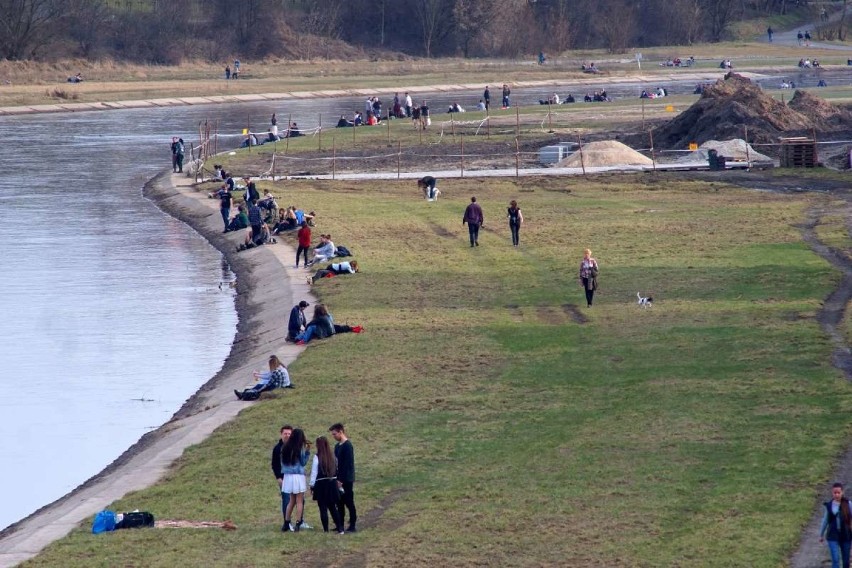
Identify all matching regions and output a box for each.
[0,70,747,116]
[0,172,313,567]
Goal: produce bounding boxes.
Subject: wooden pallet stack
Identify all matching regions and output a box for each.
[779,137,818,168]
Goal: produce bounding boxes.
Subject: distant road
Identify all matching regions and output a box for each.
[765,11,852,51]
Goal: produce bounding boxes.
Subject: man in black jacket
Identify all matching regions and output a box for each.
[330,422,357,532]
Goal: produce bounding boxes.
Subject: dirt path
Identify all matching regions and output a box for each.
[791,193,852,568]
[704,171,852,567]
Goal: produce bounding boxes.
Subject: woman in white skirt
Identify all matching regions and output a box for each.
[280,428,311,532]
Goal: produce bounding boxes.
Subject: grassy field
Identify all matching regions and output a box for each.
[24,174,852,567]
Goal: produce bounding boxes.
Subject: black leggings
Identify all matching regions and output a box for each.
[509,222,520,246]
[582,277,595,306]
[316,493,343,532]
[296,245,309,267]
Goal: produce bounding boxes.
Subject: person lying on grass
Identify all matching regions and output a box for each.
[310,261,359,284]
[294,304,362,345]
[234,354,292,400]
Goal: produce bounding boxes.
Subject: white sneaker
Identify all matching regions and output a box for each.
[299,521,313,530]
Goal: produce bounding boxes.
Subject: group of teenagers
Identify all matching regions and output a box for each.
[271,422,358,535]
[232,359,359,534]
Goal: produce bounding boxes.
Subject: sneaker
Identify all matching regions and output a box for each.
[293,522,300,533]
[282,521,291,532]
[299,521,313,530]
[296,340,306,346]
[351,326,363,334]
[234,389,243,400]
[346,526,357,533]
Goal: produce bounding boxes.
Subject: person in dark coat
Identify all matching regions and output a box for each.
[462,196,484,247]
[309,436,345,533]
[288,301,309,342]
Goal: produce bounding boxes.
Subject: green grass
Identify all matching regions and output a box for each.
[24,175,852,567]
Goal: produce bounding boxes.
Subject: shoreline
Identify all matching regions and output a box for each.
[0,172,314,567]
[0,71,749,116]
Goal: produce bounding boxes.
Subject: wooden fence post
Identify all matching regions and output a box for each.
[577,134,586,175]
[515,137,520,178]
[460,134,465,178]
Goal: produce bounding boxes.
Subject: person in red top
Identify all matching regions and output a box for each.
[296,223,311,268]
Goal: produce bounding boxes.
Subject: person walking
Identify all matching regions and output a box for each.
[767,27,773,42]
[507,200,523,247]
[502,84,511,108]
[170,137,179,172]
[330,423,357,532]
[225,65,231,80]
[309,436,345,534]
[820,482,852,568]
[483,85,490,111]
[271,113,278,137]
[280,428,311,532]
[462,196,484,247]
[579,248,599,307]
[797,31,804,45]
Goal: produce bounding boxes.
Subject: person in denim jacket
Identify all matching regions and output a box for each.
[280,428,311,532]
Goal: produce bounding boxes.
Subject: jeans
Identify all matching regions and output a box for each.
[220,208,230,231]
[337,482,357,529]
[828,540,852,568]
[467,223,480,246]
[509,222,520,246]
[502,96,510,107]
[296,245,309,267]
[296,325,316,343]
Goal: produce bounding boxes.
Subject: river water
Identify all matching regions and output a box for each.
[3,70,849,532]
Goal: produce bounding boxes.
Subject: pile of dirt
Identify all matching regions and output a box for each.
[558,140,653,167]
[632,73,852,155]
[788,90,852,131]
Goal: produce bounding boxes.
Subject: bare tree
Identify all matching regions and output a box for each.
[700,0,741,42]
[63,0,112,57]
[0,0,62,59]
[596,0,637,52]
[453,0,494,57]
[413,0,454,57]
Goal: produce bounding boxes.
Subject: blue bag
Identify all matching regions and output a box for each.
[92,510,117,534]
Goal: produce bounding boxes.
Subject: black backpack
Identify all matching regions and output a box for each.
[116,511,155,529]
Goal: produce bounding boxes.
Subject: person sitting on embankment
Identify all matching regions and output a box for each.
[234,354,293,400]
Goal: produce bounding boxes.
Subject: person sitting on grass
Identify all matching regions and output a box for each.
[295,304,362,345]
[238,223,275,251]
[287,300,310,342]
[308,234,336,266]
[234,354,292,400]
[274,206,298,233]
[294,304,336,345]
[310,260,359,284]
[337,115,353,127]
[227,205,249,232]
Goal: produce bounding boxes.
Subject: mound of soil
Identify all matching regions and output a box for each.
[788,90,852,131]
[558,140,652,167]
[631,74,852,158]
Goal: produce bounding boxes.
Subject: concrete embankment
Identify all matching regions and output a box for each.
[0,173,313,568]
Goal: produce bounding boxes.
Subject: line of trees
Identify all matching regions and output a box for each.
[0,0,843,62]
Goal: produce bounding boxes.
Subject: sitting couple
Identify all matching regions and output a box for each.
[289,303,362,345]
[235,354,293,401]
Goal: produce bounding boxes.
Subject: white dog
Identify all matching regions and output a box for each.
[637,292,653,308]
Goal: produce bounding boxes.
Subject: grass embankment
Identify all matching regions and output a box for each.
[1,40,849,109]
[25,174,852,567]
